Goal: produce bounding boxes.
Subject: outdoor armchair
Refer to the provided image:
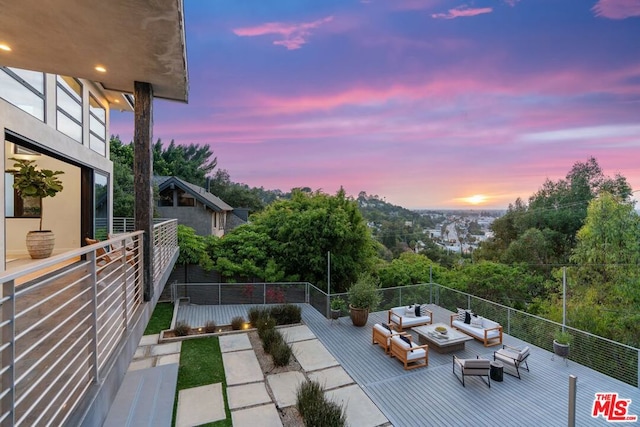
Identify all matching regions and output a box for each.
[494,344,530,379]
[452,355,491,388]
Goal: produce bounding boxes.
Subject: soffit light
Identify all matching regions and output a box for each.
[95,65,107,73]
[0,44,11,52]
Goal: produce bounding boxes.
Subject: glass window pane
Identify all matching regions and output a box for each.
[90,115,105,138]
[9,67,44,94]
[94,172,108,240]
[0,69,45,120]
[57,75,82,101]
[57,88,82,120]
[89,96,106,122]
[57,111,82,142]
[90,133,105,155]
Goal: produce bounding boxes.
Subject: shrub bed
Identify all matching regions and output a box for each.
[296,380,346,426]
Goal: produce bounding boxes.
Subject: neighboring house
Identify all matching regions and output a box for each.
[155,176,248,237]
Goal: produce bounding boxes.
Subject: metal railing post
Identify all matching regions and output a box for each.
[88,251,101,383]
[1,279,16,426]
[399,288,402,307]
[568,375,577,427]
[263,283,266,305]
[507,309,511,335]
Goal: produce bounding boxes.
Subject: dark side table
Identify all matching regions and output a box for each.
[490,360,504,382]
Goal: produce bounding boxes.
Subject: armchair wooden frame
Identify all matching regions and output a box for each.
[372,323,408,354]
[389,335,429,370]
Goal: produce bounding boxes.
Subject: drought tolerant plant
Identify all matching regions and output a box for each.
[269,304,302,325]
[261,328,284,353]
[230,316,245,331]
[257,316,277,338]
[204,320,217,334]
[296,380,346,427]
[248,306,269,326]
[271,340,293,367]
[174,321,191,337]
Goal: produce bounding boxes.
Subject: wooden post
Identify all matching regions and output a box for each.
[133,81,154,301]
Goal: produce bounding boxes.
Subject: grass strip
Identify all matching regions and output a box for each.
[172,337,232,427]
[144,302,173,335]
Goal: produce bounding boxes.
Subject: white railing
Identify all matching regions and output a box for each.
[0,220,178,426]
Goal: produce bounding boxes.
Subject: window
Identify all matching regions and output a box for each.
[89,95,106,155]
[5,172,41,217]
[56,75,83,142]
[0,66,45,120]
[178,190,195,207]
[158,188,174,207]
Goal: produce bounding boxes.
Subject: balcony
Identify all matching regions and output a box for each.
[0,219,179,426]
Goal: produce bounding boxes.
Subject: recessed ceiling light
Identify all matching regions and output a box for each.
[113,99,120,103]
[0,44,11,52]
[95,65,107,73]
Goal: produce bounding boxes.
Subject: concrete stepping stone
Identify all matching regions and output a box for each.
[232,404,283,427]
[222,349,263,386]
[227,382,271,409]
[291,339,339,372]
[219,332,252,352]
[266,371,306,408]
[176,383,226,427]
[308,366,354,390]
[281,325,316,343]
[157,353,180,366]
[127,358,154,372]
[139,334,159,346]
[150,342,182,356]
[326,384,388,427]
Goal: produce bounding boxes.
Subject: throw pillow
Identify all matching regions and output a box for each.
[420,304,430,316]
[414,305,421,317]
[456,308,466,321]
[399,335,413,352]
[470,316,483,328]
[405,305,414,315]
[464,311,472,324]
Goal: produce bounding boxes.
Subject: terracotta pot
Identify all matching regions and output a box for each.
[349,305,369,327]
[26,230,55,259]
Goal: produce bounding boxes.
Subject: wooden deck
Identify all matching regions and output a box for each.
[178,303,639,426]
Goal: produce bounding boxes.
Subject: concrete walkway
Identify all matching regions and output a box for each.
[118,325,388,426]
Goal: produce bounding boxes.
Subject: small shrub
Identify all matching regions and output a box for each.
[296,380,346,426]
[271,340,293,366]
[261,328,284,353]
[230,316,245,331]
[248,306,269,326]
[204,321,217,333]
[257,316,277,338]
[174,321,191,337]
[269,304,302,325]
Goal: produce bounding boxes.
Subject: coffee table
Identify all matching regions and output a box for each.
[413,323,473,353]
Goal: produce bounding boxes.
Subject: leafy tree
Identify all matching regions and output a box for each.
[377,252,444,288]
[110,136,135,217]
[152,139,217,187]
[208,169,265,212]
[176,225,213,270]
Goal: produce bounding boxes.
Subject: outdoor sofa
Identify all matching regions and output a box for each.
[450,309,503,347]
[388,304,432,330]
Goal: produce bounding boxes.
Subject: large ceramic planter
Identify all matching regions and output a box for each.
[26,230,55,259]
[553,340,570,358]
[349,305,369,327]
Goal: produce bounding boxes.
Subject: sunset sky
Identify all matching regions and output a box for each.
[110,0,640,209]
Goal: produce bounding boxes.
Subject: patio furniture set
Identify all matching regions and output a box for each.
[372,305,531,386]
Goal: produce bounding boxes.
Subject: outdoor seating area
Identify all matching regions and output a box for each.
[371,322,406,354]
[388,334,429,370]
[450,309,503,347]
[388,304,432,330]
[174,302,639,426]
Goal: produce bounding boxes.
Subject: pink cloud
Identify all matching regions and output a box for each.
[592,0,640,19]
[431,5,493,19]
[233,16,334,50]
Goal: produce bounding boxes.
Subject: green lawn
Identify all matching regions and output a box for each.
[173,337,232,427]
[145,302,173,335]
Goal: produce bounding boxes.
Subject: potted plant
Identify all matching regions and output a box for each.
[330,297,346,320]
[347,272,381,327]
[8,158,64,259]
[553,330,572,360]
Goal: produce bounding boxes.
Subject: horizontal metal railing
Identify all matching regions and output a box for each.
[0,220,179,427]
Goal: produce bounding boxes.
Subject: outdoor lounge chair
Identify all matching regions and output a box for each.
[372,323,407,354]
[494,344,530,379]
[452,355,491,387]
[389,334,429,370]
[85,237,135,268]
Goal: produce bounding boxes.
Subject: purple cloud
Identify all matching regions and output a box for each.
[233,16,334,50]
[431,5,493,19]
[592,0,640,19]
